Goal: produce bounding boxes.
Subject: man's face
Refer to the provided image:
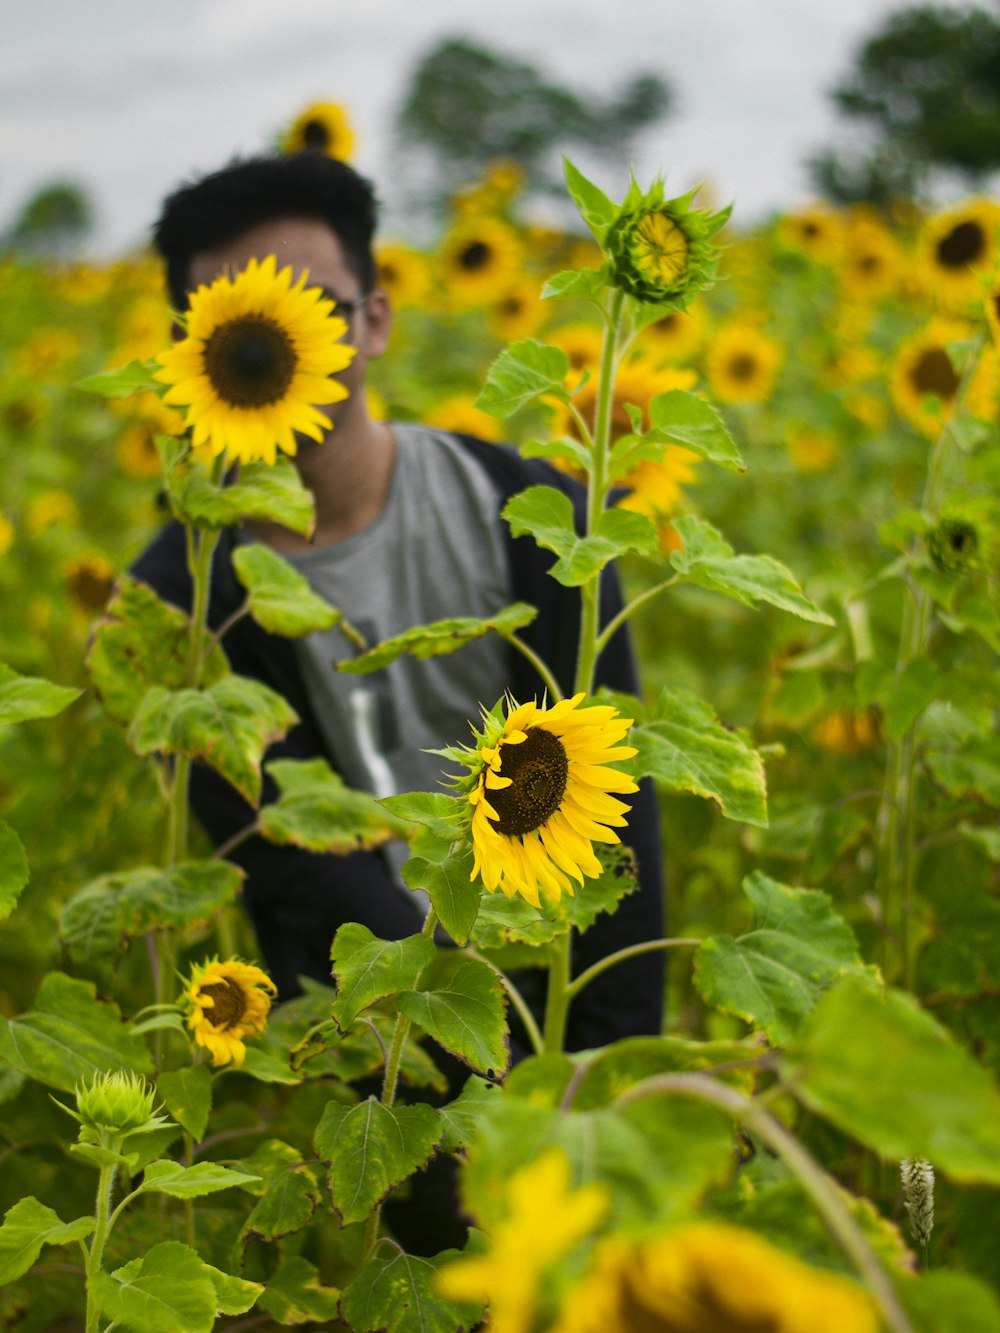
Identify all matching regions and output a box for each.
[185,215,391,442]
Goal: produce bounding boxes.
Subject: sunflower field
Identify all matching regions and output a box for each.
[2,113,1000,1333]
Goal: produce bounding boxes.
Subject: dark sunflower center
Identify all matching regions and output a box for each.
[204,315,297,408]
[728,353,758,382]
[937,221,985,268]
[486,727,568,837]
[199,978,248,1029]
[459,240,492,271]
[911,347,959,399]
[70,566,113,610]
[302,118,331,150]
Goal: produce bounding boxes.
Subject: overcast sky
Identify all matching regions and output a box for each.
[0,0,974,255]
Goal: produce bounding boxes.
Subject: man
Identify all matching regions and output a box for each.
[134,151,664,1051]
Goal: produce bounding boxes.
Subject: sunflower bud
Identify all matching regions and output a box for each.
[605,180,730,307]
[900,1157,935,1248]
[75,1069,161,1135]
[926,517,980,574]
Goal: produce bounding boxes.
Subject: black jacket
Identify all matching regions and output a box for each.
[132,433,664,1050]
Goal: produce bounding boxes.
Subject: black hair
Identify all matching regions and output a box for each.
[153,152,379,309]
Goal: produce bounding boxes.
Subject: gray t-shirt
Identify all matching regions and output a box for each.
[286,424,511,808]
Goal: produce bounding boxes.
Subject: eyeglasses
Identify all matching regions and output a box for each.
[319,289,368,320]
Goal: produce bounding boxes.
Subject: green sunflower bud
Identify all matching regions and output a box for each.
[74,1069,161,1135]
[926,518,980,574]
[605,180,730,307]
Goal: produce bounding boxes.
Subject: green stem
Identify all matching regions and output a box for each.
[594,577,680,657]
[565,937,700,1001]
[616,1073,915,1333]
[542,930,572,1055]
[502,633,563,702]
[84,1153,120,1333]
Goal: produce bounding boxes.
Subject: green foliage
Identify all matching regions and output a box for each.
[504,485,659,585]
[314,1098,442,1225]
[0,823,28,923]
[136,1160,262,1199]
[156,1065,212,1141]
[330,922,437,1031]
[258,1255,342,1324]
[231,541,344,637]
[0,663,81,727]
[342,1243,482,1333]
[645,389,746,471]
[338,602,537,673]
[77,359,161,399]
[90,1241,260,1331]
[260,757,413,853]
[399,956,510,1077]
[476,338,570,418]
[0,1197,93,1286]
[170,457,316,536]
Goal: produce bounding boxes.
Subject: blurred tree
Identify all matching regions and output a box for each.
[810,4,1000,204]
[2,181,94,259]
[393,37,672,214]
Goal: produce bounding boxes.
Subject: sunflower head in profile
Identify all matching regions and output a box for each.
[183,957,277,1068]
[282,101,355,160]
[917,200,1000,308]
[605,180,730,307]
[461,694,638,908]
[154,255,356,466]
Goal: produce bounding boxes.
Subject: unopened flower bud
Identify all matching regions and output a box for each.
[75,1069,158,1135]
[900,1157,934,1248]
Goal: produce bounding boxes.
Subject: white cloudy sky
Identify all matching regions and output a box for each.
[0,0,970,255]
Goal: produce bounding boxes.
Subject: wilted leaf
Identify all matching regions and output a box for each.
[232,542,343,637]
[260,758,412,853]
[338,603,537,674]
[341,1245,483,1333]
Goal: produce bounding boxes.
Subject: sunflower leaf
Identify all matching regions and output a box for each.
[90,1241,224,1333]
[171,457,315,537]
[239,1152,322,1247]
[476,339,570,418]
[521,434,593,474]
[646,390,745,471]
[782,977,1000,1182]
[260,758,412,853]
[504,486,658,586]
[563,157,619,243]
[329,923,437,1032]
[694,872,869,1045]
[0,972,150,1093]
[540,268,609,302]
[671,515,834,624]
[0,821,29,923]
[402,844,480,945]
[399,957,509,1077]
[137,1161,262,1200]
[258,1256,342,1325]
[128,676,298,805]
[341,1246,482,1333]
[76,358,161,398]
[0,1197,94,1287]
[622,685,768,826]
[60,861,243,971]
[438,1075,502,1153]
[925,737,1000,806]
[87,576,228,728]
[156,1066,213,1142]
[314,1098,442,1226]
[0,663,81,727]
[380,791,466,840]
[231,543,344,637]
[337,603,537,674]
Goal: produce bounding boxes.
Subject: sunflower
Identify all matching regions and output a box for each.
[549,1223,879,1333]
[154,255,355,466]
[26,489,78,535]
[890,318,968,437]
[787,425,839,472]
[641,301,706,364]
[438,217,523,306]
[281,101,355,159]
[966,342,1000,423]
[916,200,1000,308]
[606,182,729,307]
[839,217,900,302]
[777,205,844,263]
[66,553,115,612]
[489,277,546,342]
[466,694,638,908]
[183,957,276,1068]
[375,243,430,310]
[704,323,783,404]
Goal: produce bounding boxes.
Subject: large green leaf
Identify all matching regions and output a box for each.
[401,844,481,946]
[0,821,28,923]
[380,792,466,841]
[156,1065,212,1141]
[137,1160,261,1199]
[338,603,537,674]
[782,977,1000,1182]
[856,657,941,743]
[571,1034,761,1108]
[670,515,834,624]
[476,339,570,418]
[238,1141,323,1245]
[341,1246,483,1333]
[694,872,868,1044]
[231,542,343,637]
[0,972,151,1092]
[77,358,161,398]
[259,757,413,853]
[0,1198,93,1287]
[438,1075,503,1152]
[171,456,315,536]
[504,486,658,586]
[128,676,297,805]
[86,576,228,727]
[926,737,1000,807]
[625,686,768,826]
[258,1256,342,1325]
[645,390,745,471]
[0,663,81,727]
[399,958,509,1077]
[330,923,437,1032]
[897,1270,1000,1333]
[563,157,618,243]
[90,1242,226,1333]
[314,1098,442,1225]
[60,860,243,968]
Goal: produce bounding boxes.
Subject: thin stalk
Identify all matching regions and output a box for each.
[502,633,563,703]
[616,1073,914,1333]
[565,937,700,1001]
[594,577,680,656]
[84,1156,119,1333]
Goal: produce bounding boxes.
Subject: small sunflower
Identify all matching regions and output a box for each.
[466,694,638,908]
[704,322,783,404]
[916,200,1000,308]
[839,217,900,302]
[641,301,706,364]
[890,318,968,437]
[439,217,523,306]
[183,957,276,1068]
[154,255,355,466]
[606,181,729,307]
[787,425,839,472]
[282,101,355,159]
[375,243,430,310]
[777,205,844,263]
[66,553,115,612]
[489,277,546,342]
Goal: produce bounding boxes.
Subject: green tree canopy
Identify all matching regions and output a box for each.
[810,4,1000,204]
[393,37,672,214]
[2,181,94,259]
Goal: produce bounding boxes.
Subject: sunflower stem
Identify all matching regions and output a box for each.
[502,632,562,702]
[594,577,681,656]
[565,937,701,1001]
[542,930,572,1055]
[84,1148,121,1333]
